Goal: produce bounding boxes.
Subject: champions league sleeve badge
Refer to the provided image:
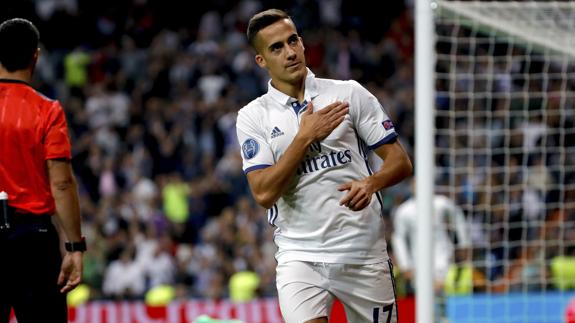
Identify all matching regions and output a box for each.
[242,138,259,159]
[382,120,394,130]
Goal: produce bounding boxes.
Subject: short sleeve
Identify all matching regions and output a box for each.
[236,108,274,174]
[349,81,398,150]
[44,101,72,160]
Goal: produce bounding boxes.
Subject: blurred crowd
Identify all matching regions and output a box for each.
[433,21,575,295]
[2,0,574,304]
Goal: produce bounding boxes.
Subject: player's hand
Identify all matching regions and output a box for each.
[338,178,374,211]
[298,101,349,143]
[58,251,83,293]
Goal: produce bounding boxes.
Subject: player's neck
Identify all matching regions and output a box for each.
[0,66,33,83]
[271,71,307,103]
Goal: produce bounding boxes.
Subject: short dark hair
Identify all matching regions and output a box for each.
[0,18,39,72]
[246,9,291,50]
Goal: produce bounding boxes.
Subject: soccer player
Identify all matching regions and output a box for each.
[392,177,471,292]
[236,9,412,322]
[0,18,85,322]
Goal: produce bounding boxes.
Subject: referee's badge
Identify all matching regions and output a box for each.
[242,138,259,159]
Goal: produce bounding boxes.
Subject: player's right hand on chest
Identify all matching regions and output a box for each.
[299,101,349,142]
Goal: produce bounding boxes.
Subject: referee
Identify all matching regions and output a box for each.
[0,18,85,322]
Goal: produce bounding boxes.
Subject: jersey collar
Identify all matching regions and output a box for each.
[0,78,32,87]
[267,68,319,107]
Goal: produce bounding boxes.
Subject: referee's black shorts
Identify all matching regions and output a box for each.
[0,212,67,323]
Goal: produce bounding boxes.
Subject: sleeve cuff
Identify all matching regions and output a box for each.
[244,164,272,174]
[368,133,398,150]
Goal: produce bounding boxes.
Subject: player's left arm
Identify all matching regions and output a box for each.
[338,140,412,211]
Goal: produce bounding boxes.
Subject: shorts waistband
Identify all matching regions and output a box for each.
[1,204,51,229]
[11,211,52,224]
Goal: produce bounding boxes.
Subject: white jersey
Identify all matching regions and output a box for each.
[392,195,470,281]
[236,70,398,265]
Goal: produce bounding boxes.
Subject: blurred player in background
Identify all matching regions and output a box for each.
[236,9,412,322]
[0,18,85,323]
[392,176,470,292]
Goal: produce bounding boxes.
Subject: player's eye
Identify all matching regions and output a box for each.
[270,43,282,53]
[288,36,298,45]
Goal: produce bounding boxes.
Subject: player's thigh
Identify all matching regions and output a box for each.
[332,261,398,323]
[276,261,334,323]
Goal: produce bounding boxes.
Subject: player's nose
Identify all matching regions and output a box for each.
[285,46,296,59]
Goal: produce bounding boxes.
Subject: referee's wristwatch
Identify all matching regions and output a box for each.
[65,236,87,252]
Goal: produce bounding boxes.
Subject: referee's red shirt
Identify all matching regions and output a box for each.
[0,79,72,215]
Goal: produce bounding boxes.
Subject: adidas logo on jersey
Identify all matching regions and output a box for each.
[271,126,285,138]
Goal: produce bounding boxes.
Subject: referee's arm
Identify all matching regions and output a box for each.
[47,158,83,293]
[47,159,82,242]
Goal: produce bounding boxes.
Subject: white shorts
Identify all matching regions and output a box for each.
[276,260,398,323]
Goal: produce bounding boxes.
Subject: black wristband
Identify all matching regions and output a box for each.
[65,236,87,252]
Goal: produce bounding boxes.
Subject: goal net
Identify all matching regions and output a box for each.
[432,1,575,321]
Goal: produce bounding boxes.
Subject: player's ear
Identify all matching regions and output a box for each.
[255,54,266,68]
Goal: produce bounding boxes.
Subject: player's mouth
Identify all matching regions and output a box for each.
[286,62,301,69]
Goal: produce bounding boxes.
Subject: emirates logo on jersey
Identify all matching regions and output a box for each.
[297,149,352,175]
